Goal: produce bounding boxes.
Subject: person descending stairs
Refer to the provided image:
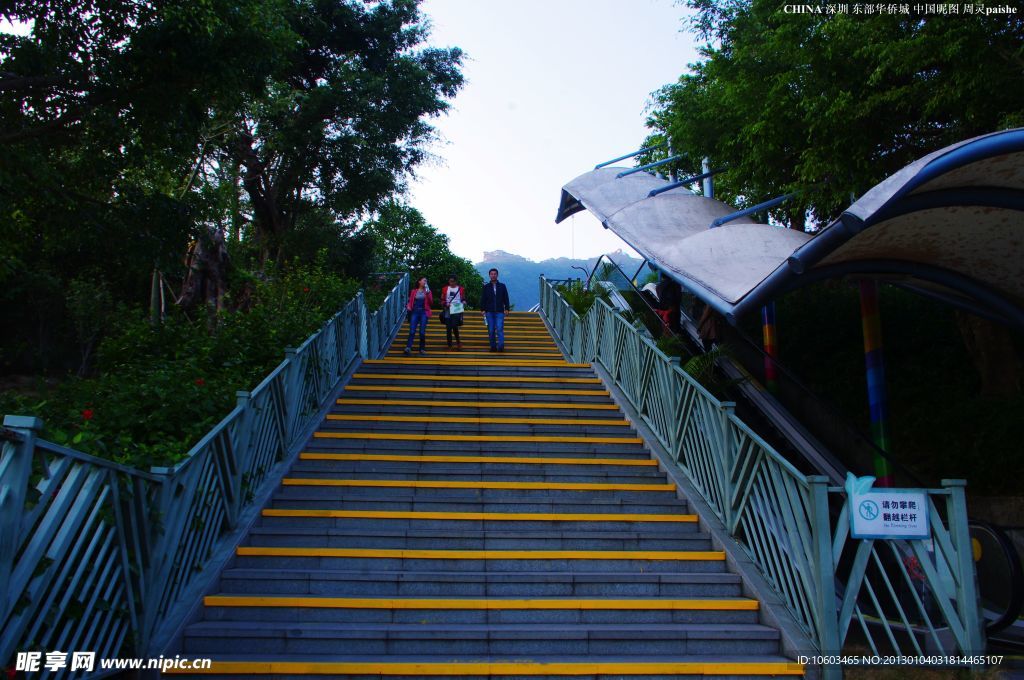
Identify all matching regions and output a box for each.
[171,312,804,678]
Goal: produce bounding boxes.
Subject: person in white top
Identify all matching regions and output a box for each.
[441,275,466,350]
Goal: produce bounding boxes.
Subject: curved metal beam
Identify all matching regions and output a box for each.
[869,186,1024,225]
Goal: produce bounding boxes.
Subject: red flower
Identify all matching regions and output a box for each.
[81,409,94,421]
[302,287,310,293]
[195,378,206,386]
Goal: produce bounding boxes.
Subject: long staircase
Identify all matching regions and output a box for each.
[172,312,803,678]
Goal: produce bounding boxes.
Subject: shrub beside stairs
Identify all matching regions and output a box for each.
[168,312,804,678]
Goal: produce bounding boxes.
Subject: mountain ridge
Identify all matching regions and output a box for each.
[474,249,650,309]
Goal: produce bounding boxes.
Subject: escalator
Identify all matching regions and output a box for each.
[581,253,1024,647]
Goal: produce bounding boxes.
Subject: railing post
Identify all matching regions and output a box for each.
[808,475,841,680]
[233,390,254,493]
[943,479,985,657]
[282,347,302,445]
[0,416,42,626]
[357,290,368,358]
[716,402,737,529]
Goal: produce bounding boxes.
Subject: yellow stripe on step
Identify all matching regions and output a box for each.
[385,356,569,360]
[166,661,804,676]
[203,596,758,610]
[235,546,724,560]
[345,386,608,396]
[351,374,601,384]
[313,432,643,444]
[281,478,675,491]
[325,414,629,426]
[335,398,617,410]
[262,509,696,522]
[364,359,586,367]
[298,453,656,466]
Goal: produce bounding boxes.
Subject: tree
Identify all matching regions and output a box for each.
[643,3,1023,396]
[0,0,465,372]
[364,201,483,307]
[226,0,464,263]
[0,0,297,370]
[645,3,1024,227]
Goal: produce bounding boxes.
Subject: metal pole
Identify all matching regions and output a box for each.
[668,141,678,183]
[808,475,841,680]
[761,302,779,394]
[858,279,893,486]
[942,479,985,657]
[702,157,714,199]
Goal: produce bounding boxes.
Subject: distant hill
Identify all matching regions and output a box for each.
[475,249,652,310]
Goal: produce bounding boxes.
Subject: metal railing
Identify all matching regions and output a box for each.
[366,272,411,359]
[539,276,984,674]
[0,273,409,675]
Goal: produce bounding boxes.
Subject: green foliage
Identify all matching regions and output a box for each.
[0,261,361,468]
[645,3,1024,226]
[364,201,483,306]
[656,335,690,359]
[1,0,465,372]
[555,280,610,317]
[683,345,744,399]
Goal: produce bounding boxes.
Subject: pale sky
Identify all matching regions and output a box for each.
[409,0,700,263]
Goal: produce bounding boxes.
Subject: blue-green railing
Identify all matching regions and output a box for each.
[0,273,409,673]
[539,275,984,670]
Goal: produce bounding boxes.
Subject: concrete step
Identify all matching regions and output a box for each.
[314,421,639,437]
[242,526,712,551]
[182,621,781,656]
[268,490,689,514]
[273,482,679,503]
[330,404,627,419]
[295,449,655,463]
[256,511,700,534]
[293,451,658,467]
[229,551,727,574]
[214,569,742,598]
[198,595,760,625]
[303,439,651,455]
[352,365,594,378]
[163,654,803,679]
[286,462,667,483]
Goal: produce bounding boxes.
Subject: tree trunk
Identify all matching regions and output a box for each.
[955,311,1022,398]
[233,130,283,263]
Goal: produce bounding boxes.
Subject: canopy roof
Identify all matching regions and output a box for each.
[556,128,1024,329]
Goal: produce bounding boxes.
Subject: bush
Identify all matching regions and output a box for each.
[556,280,610,316]
[1,257,364,469]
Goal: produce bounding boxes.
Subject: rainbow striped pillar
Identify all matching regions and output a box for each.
[761,303,779,394]
[859,279,893,487]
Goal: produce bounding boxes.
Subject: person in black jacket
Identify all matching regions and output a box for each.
[480,267,510,351]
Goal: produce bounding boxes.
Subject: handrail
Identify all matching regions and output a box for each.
[0,273,409,674]
[539,276,984,677]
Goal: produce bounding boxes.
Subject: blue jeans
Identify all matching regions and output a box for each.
[485,312,504,349]
[406,310,428,350]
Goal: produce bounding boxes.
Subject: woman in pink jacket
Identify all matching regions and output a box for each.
[404,277,433,355]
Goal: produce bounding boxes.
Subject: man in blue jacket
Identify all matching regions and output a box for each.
[480,267,510,352]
